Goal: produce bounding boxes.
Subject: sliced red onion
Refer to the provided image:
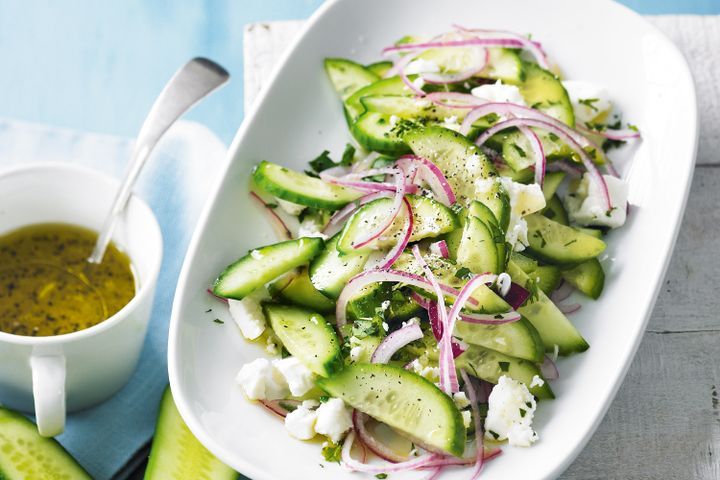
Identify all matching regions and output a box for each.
[371,321,423,364]
[323,191,391,235]
[424,299,465,358]
[460,369,486,480]
[546,160,583,177]
[352,411,410,463]
[351,151,381,173]
[341,431,439,473]
[429,240,450,258]
[557,302,581,314]
[451,25,550,69]
[420,448,502,468]
[425,91,489,109]
[352,169,406,249]
[249,192,292,241]
[458,310,521,325]
[474,117,611,210]
[376,198,413,270]
[540,355,560,381]
[259,399,300,418]
[447,274,498,335]
[604,157,621,178]
[518,125,546,185]
[206,287,228,303]
[397,155,456,206]
[423,467,444,480]
[421,48,489,85]
[383,37,538,56]
[505,282,531,310]
[576,124,641,141]
[550,281,574,303]
[320,169,398,193]
[395,52,426,96]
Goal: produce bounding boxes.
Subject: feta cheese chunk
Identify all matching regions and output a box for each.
[475,177,546,251]
[273,357,315,397]
[453,391,471,410]
[275,197,305,216]
[314,398,353,442]
[405,58,440,75]
[228,287,269,340]
[565,173,628,228]
[236,358,289,400]
[408,358,440,382]
[298,218,328,240]
[471,80,526,105]
[284,401,318,440]
[442,115,461,132]
[484,375,538,447]
[461,410,472,429]
[561,80,612,125]
[530,375,545,388]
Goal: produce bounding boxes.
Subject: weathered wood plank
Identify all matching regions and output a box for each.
[560,330,720,479]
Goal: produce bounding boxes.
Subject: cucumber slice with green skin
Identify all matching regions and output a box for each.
[501,130,575,172]
[525,213,606,264]
[508,260,589,355]
[366,61,393,78]
[484,48,524,84]
[457,215,499,274]
[404,126,497,206]
[510,252,538,273]
[454,317,544,363]
[474,180,511,233]
[561,259,605,299]
[519,62,575,126]
[361,95,468,121]
[542,194,570,225]
[456,345,554,399]
[468,200,498,227]
[253,161,363,210]
[345,76,410,122]
[309,234,369,299]
[542,171,567,201]
[145,387,237,480]
[533,265,562,295]
[265,304,342,377]
[347,283,422,323]
[213,237,324,300]
[317,363,466,457]
[0,407,92,480]
[337,195,459,254]
[324,58,379,101]
[574,226,604,239]
[497,163,534,184]
[351,111,412,155]
[468,201,507,270]
[272,268,335,313]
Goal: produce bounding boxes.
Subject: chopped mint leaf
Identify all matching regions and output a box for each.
[563,239,577,247]
[304,169,320,178]
[264,202,278,209]
[547,132,560,142]
[533,230,547,248]
[519,408,527,418]
[525,277,541,302]
[455,266,472,280]
[352,318,381,339]
[376,474,388,479]
[498,361,510,372]
[484,113,500,125]
[543,208,556,219]
[488,430,500,440]
[309,150,335,172]
[602,138,626,152]
[578,98,600,112]
[526,401,533,408]
[281,347,291,358]
[321,442,343,463]
[628,123,639,132]
[511,143,527,158]
[279,401,298,413]
[319,395,330,403]
[340,143,356,166]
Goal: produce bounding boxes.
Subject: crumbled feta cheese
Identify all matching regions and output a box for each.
[461,410,472,429]
[564,173,628,228]
[381,300,391,312]
[471,80,526,105]
[228,287,269,340]
[265,334,280,355]
[405,58,441,75]
[412,77,426,90]
[236,358,289,400]
[453,392,471,409]
[382,322,389,332]
[349,346,364,362]
[389,114,400,126]
[284,402,318,440]
[475,177,546,251]
[414,98,432,109]
[314,398,353,442]
[273,357,315,397]
[530,375,545,388]
[409,358,440,382]
[561,80,612,125]
[442,115,461,132]
[275,197,305,216]
[297,218,329,240]
[484,375,538,447]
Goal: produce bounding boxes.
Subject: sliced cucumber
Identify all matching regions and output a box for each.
[456,215,499,274]
[361,94,465,121]
[484,48,524,84]
[468,203,507,271]
[324,58,379,101]
[404,126,497,205]
[337,195,459,254]
[317,363,466,456]
[213,237,324,300]
[561,259,605,299]
[542,171,567,201]
[525,213,605,264]
[508,260,589,355]
[309,234,369,299]
[542,194,570,225]
[575,226,604,239]
[253,161,362,210]
[345,76,409,122]
[474,180,511,233]
[533,265,562,295]
[366,61,393,78]
[351,111,411,155]
[519,62,574,126]
[265,304,342,377]
[468,200,498,227]
[456,346,554,399]
[272,268,335,313]
[145,387,237,480]
[454,317,544,363]
[0,407,91,480]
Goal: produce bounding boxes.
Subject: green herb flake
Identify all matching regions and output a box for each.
[519,408,527,418]
[578,98,600,112]
[319,395,330,403]
[376,474,388,479]
[628,124,639,132]
[564,239,577,247]
[498,361,510,372]
[511,143,527,158]
[321,441,343,463]
[488,430,500,440]
[455,267,472,280]
[212,318,224,325]
[340,143,356,166]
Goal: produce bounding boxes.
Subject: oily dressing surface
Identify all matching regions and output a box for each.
[0,223,135,336]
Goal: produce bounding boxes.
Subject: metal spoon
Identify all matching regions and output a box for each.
[88,57,230,264]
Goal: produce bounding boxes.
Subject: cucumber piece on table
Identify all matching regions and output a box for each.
[337,194,458,254]
[145,387,237,480]
[508,260,589,355]
[366,61,393,78]
[324,58,379,101]
[309,233,369,299]
[0,407,91,480]
[456,345,554,399]
[561,258,605,299]
[525,213,605,264]
[454,317,545,363]
[317,363,466,457]
[404,126,497,206]
[272,268,335,313]
[253,161,362,210]
[213,237,324,300]
[265,304,342,377]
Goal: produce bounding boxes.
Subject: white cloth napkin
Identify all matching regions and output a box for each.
[244,15,720,165]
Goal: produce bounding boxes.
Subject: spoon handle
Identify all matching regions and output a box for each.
[89,58,229,264]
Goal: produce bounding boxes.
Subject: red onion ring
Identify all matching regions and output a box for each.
[375,197,414,270]
[546,160,583,177]
[352,411,410,463]
[425,92,489,109]
[451,25,550,69]
[576,124,641,141]
[259,399,300,418]
[421,48,489,85]
[371,321,423,364]
[429,240,450,258]
[550,281,574,303]
[557,302,581,314]
[341,431,439,473]
[383,37,539,56]
[540,355,560,381]
[393,52,426,96]
[396,154,457,207]
[518,125,546,186]
[323,191,392,235]
[352,169,407,249]
[249,192,292,241]
[460,369,486,480]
